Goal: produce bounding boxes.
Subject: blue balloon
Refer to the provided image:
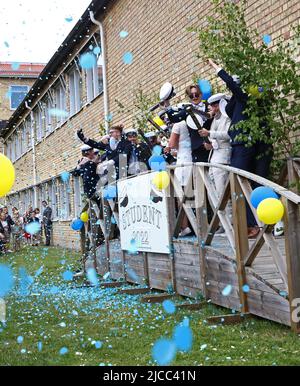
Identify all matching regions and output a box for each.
[250,187,279,209]
[71,219,84,231]
[149,155,166,172]
[198,79,212,100]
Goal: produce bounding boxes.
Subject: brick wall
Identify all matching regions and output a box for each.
[4,0,300,248]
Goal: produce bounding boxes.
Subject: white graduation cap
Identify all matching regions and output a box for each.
[207,93,226,105]
[145,131,157,138]
[159,82,175,102]
[80,144,92,152]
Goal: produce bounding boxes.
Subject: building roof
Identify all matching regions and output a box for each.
[1,0,110,139]
[0,62,45,78]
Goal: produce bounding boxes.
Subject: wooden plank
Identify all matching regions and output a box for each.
[245,225,272,267]
[205,178,231,246]
[141,293,175,303]
[177,302,206,310]
[199,167,235,250]
[282,193,300,333]
[118,287,151,295]
[176,283,203,298]
[230,173,249,313]
[100,282,124,289]
[206,313,252,325]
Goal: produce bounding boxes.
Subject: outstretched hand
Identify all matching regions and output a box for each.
[77,129,86,142]
[207,58,219,70]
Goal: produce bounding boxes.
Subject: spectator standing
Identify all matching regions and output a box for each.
[0,211,12,253]
[42,201,52,246]
[11,207,23,252]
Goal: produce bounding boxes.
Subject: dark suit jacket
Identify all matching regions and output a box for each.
[218,69,249,145]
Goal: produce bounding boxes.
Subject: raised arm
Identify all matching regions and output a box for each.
[77,129,107,151]
[207,59,247,102]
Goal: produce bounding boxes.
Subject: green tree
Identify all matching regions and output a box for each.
[192,0,300,167]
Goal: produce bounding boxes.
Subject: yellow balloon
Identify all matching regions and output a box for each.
[257,198,284,225]
[152,171,170,190]
[80,212,89,222]
[0,154,15,198]
[153,116,165,127]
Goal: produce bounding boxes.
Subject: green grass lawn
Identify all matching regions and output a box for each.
[0,246,300,366]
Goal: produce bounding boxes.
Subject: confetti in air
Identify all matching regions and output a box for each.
[79,52,97,69]
[123,52,133,65]
[0,264,14,297]
[222,285,232,297]
[119,30,129,38]
[263,34,272,45]
[152,339,176,365]
[25,222,41,235]
[162,300,176,314]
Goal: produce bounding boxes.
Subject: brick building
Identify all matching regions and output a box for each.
[1,0,299,249]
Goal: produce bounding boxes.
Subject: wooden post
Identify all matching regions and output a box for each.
[194,165,208,298]
[287,158,300,194]
[166,168,177,293]
[143,253,150,287]
[88,201,97,271]
[283,197,300,333]
[230,173,249,314]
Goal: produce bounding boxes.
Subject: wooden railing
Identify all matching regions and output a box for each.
[80,159,300,332]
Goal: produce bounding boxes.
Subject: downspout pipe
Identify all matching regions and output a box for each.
[89,11,109,134]
[25,101,38,206]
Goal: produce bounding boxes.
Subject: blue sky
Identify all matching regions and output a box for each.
[0,0,92,63]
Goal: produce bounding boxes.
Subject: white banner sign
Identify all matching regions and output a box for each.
[117,172,170,254]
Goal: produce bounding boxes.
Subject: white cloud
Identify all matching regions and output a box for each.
[0,0,92,63]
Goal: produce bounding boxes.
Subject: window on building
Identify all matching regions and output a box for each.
[69,66,82,116]
[45,97,53,134]
[6,140,12,161]
[85,53,103,103]
[73,176,84,217]
[9,85,29,110]
[50,179,59,220]
[58,181,72,220]
[25,118,32,150]
[53,83,67,127]
[15,130,22,160]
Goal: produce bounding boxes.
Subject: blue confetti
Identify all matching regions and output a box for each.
[17,336,24,344]
[162,300,176,314]
[103,272,110,280]
[62,270,73,281]
[11,62,20,70]
[4,41,9,48]
[127,239,138,255]
[103,185,117,200]
[173,325,193,352]
[59,347,68,355]
[35,266,44,277]
[222,285,232,297]
[106,113,113,122]
[93,46,101,55]
[242,284,250,293]
[18,267,34,295]
[37,342,43,351]
[120,30,129,38]
[0,265,14,297]
[152,339,176,365]
[49,108,69,118]
[263,34,272,45]
[60,171,70,183]
[65,16,73,22]
[94,341,103,349]
[49,286,59,294]
[79,52,97,69]
[123,52,133,65]
[25,222,41,235]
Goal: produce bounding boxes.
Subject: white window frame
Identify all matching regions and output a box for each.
[9,85,30,110]
[73,176,83,217]
[69,67,82,116]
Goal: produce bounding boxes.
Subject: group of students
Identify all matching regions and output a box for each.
[0,201,53,254]
[75,59,274,239]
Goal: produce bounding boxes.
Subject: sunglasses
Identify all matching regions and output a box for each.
[189,93,201,99]
[127,133,137,137]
